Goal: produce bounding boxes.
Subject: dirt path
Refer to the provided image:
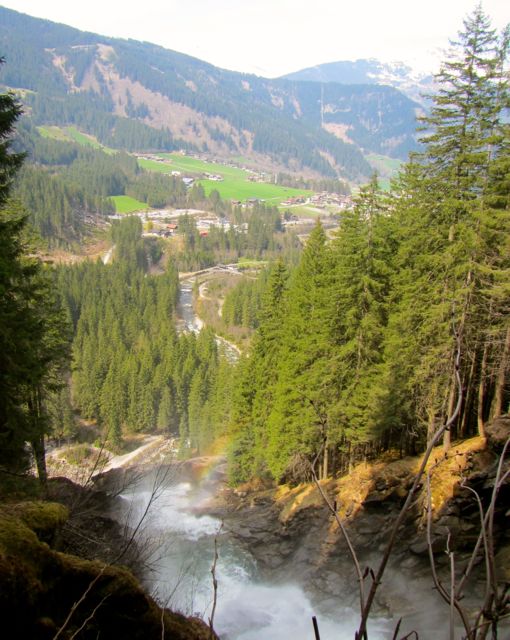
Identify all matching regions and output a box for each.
[99,435,172,472]
[47,436,177,484]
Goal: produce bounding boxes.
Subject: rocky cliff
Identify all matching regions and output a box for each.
[211,419,510,636]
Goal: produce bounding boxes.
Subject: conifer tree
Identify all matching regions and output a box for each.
[265,222,334,481]
[383,7,509,446]
[0,75,70,479]
[329,174,394,465]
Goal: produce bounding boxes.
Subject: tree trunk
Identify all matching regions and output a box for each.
[443,371,458,451]
[427,408,436,444]
[460,349,477,438]
[31,434,48,489]
[477,341,488,437]
[492,325,510,418]
[322,439,329,480]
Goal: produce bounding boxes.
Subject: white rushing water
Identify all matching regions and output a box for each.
[117,474,389,640]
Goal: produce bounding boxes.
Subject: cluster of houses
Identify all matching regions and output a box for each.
[247,172,271,183]
[309,192,352,208]
[280,192,353,209]
[141,213,234,239]
[281,195,307,206]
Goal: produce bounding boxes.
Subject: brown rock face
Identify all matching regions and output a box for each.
[484,414,510,453]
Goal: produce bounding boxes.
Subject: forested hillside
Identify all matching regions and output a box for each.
[0,6,507,493]
[0,6,421,179]
[228,9,510,484]
[55,217,234,453]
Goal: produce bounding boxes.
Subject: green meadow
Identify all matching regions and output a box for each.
[366,153,402,190]
[34,132,313,206]
[139,153,311,205]
[38,125,71,141]
[37,126,114,153]
[109,195,148,213]
[200,178,311,205]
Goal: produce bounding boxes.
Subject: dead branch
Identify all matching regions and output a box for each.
[52,462,175,639]
[425,474,471,636]
[425,436,510,639]
[312,615,321,640]
[52,563,109,640]
[68,593,111,640]
[208,524,222,639]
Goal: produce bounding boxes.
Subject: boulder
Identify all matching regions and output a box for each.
[484,414,510,453]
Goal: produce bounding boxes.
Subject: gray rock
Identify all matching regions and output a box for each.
[485,414,510,453]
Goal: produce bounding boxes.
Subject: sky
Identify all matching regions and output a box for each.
[1,0,508,77]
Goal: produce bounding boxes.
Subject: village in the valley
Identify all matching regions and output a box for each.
[127,153,354,239]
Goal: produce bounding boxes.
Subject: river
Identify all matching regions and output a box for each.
[177,276,241,362]
[112,275,388,638]
[116,469,389,640]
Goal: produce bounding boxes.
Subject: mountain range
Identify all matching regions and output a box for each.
[283,59,435,105]
[0,6,424,180]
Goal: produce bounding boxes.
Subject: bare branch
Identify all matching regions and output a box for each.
[312,615,321,640]
[308,423,366,619]
[208,524,222,639]
[69,594,111,640]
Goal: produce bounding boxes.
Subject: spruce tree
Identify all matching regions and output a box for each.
[384,7,509,446]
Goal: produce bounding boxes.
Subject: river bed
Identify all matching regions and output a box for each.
[115,470,389,640]
[177,277,240,362]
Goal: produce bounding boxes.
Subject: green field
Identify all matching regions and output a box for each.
[66,127,104,149]
[282,204,326,218]
[38,125,72,141]
[110,195,149,213]
[139,153,312,205]
[37,126,114,153]
[159,153,248,178]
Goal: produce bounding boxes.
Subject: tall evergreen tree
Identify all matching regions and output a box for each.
[382,7,509,447]
[329,175,394,466]
[0,73,69,479]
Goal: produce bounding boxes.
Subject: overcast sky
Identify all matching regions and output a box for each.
[1,1,508,77]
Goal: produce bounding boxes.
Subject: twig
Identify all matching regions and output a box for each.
[52,564,108,640]
[312,615,321,640]
[425,472,471,637]
[208,524,222,639]
[308,423,367,624]
[391,617,402,640]
[447,533,455,640]
[69,594,111,640]
[52,463,175,639]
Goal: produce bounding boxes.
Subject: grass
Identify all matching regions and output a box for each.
[110,195,149,213]
[366,153,403,191]
[159,153,248,178]
[237,257,268,269]
[200,178,311,205]
[281,204,326,217]
[66,126,103,149]
[139,153,312,205]
[38,125,71,141]
[137,158,175,174]
[37,125,115,153]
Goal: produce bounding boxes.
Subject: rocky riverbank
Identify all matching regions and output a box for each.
[41,419,508,638]
[201,418,510,636]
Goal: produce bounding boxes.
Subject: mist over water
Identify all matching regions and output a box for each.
[116,474,390,640]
